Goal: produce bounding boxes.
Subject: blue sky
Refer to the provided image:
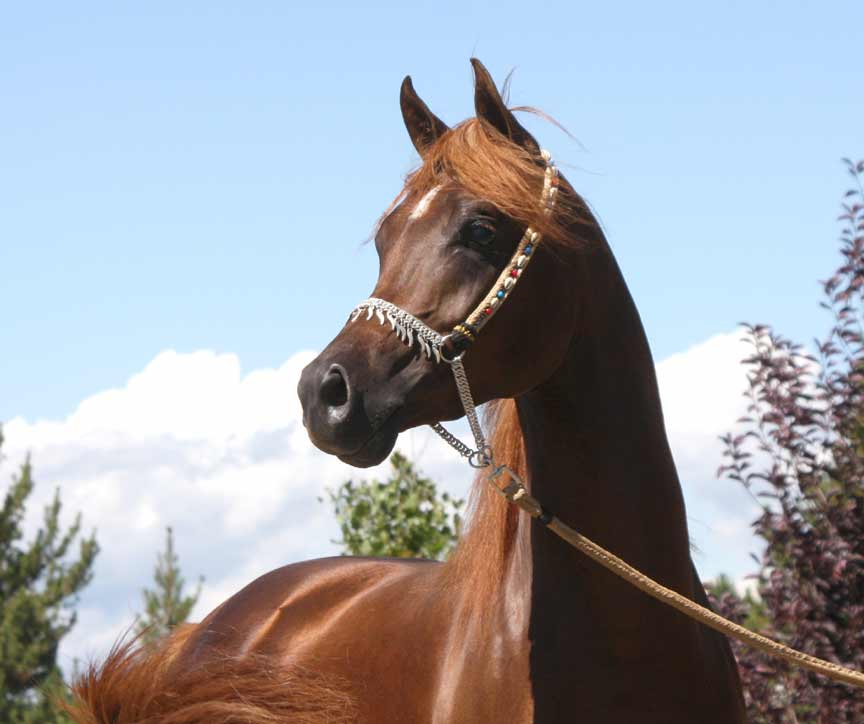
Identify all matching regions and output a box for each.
[2,1,861,421]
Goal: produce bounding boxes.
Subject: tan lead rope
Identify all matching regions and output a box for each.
[491,468,864,690]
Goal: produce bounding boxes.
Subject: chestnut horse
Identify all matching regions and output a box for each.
[68,59,745,723]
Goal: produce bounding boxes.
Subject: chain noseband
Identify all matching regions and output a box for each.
[349,149,558,474]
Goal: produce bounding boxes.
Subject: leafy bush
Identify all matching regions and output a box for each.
[713,160,864,723]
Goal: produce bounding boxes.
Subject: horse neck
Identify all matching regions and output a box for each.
[517,240,695,605]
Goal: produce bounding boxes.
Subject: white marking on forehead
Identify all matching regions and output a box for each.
[408,185,442,220]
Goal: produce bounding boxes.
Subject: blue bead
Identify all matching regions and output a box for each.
[524,244,533,255]
[497,290,505,299]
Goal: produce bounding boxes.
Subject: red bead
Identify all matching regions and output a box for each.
[510,269,519,277]
[484,307,492,315]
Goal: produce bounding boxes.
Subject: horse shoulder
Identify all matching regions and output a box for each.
[178,556,443,663]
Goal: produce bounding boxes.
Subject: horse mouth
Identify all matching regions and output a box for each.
[337,420,399,468]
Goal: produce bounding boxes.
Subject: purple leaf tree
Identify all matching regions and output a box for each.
[712,160,864,723]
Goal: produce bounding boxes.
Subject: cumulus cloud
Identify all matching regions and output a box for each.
[2,349,469,670]
[656,331,764,579]
[2,331,761,669]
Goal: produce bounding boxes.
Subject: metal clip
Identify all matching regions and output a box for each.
[468,445,494,469]
[487,464,526,502]
[439,333,466,364]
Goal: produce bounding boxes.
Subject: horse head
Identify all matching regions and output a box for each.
[298,59,585,467]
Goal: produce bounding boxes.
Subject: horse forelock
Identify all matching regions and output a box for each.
[393,116,590,246]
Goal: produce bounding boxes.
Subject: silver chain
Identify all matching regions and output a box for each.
[429,423,474,458]
[431,357,493,468]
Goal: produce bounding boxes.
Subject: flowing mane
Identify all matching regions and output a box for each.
[403,115,599,613]
[391,115,591,245]
[442,399,528,611]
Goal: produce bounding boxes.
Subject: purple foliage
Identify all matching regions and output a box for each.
[713,160,864,723]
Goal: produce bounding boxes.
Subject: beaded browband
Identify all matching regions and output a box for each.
[349,149,558,364]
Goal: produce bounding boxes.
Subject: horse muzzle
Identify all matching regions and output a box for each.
[298,350,400,467]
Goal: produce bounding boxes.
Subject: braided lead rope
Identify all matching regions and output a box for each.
[489,470,864,691]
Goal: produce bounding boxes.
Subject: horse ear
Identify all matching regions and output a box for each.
[400,76,449,157]
[470,58,540,154]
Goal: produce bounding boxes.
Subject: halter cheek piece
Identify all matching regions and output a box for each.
[348,150,558,493]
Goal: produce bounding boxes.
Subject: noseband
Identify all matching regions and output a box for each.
[349,149,558,479]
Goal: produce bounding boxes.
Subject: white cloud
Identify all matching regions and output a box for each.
[2,332,762,670]
[1,349,470,671]
[656,331,763,579]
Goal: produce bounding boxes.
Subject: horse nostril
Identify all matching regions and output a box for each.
[320,365,349,408]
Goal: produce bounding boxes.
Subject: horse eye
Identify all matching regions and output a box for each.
[464,220,496,246]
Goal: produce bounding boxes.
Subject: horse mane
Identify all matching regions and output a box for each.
[391,113,592,246]
[411,113,602,610]
[442,398,529,612]
[63,626,357,724]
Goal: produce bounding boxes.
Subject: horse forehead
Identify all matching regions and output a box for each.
[408,185,442,220]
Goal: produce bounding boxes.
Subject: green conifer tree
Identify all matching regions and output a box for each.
[136,526,202,647]
[0,427,99,723]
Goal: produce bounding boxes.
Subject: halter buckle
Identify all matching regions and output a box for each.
[487,464,527,502]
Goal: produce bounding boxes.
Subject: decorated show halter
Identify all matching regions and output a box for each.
[347,150,864,690]
[350,148,557,479]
